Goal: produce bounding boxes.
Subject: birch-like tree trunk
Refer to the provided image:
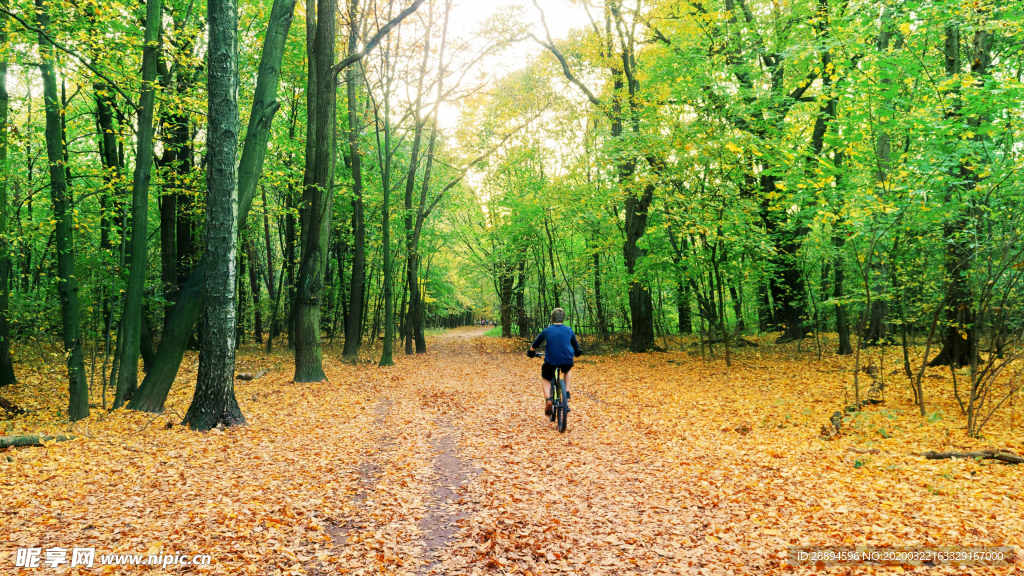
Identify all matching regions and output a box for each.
[183,0,245,430]
[129,0,298,412]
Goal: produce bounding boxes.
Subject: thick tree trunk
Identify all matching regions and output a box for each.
[157,96,194,331]
[413,268,425,352]
[0,10,16,386]
[930,25,990,368]
[36,0,88,420]
[129,0,297,413]
[294,0,337,380]
[765,228,806,342]
[183,0,245,430]
[406,254,424,352]
[261,186,277,303]
[864,297,891,345]
[94,82,120,262]
[624,185,656,352]
[155,36,196,332]
[113,0,162,408]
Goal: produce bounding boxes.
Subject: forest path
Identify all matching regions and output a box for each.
[324,328,722,575]
[5,329,1021,575]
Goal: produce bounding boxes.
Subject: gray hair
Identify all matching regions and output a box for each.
[550,307,566,323]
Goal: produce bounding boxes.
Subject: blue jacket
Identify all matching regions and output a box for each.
[532,324,581,366]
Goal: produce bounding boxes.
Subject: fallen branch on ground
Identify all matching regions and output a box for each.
[922,450,1024,464]
[0,434,75,448]
[236,368,270,381]
[0,396,25,415]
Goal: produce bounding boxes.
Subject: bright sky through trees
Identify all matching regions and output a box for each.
[436,0,590,129]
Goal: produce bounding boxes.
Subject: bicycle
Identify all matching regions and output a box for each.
[535,353,569,433]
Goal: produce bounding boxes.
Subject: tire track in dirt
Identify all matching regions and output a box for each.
[317,328,711,575]
[326,398,393,547]
[417,420,481,575]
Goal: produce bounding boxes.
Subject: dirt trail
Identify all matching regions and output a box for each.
[323,327,714,576]
[9,329,1020,576]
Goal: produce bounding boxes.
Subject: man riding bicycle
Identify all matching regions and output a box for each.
[527,307,582,415]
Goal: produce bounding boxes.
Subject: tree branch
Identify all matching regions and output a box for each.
[333,0,425,75]
[923,451,1024,465]
[529,0,603,108]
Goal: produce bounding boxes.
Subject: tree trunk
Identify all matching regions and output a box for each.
[261,186,277,303]
[624,184,656,352]
[236,244,247,343]
[544,218,560,308]
[515,258,529,337]
[140,312,156,372]
[246,239,263,343]
[158,188,177,327]
[294,0,337,380]
[183,0,245,430]
[0,6,16,386]
[404,1,448,356]
[729,283,744,334]
[113,0,162,408]
[498,263,514,338]
[833,245,852,355]
[36,0,88,420]
[402,10,430,356]
[94,67,122,337]
[864,297,891,345]
[285,190,296,346]
[377,43,396,368]
[590,253,607,341]
[930,24,990,368]
[129,0,298,412]
[765,226,806,341]
[341,0,366,361]
[676,280,690,335]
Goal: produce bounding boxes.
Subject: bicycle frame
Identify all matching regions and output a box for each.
[538,353,569,432]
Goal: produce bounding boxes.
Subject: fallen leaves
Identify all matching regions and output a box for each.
[1,329,1022,575]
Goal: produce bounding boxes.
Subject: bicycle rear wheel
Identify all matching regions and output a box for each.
[556,379,568,433]
[549,377,558,422]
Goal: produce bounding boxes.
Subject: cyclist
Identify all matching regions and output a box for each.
[527,307,582,415]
